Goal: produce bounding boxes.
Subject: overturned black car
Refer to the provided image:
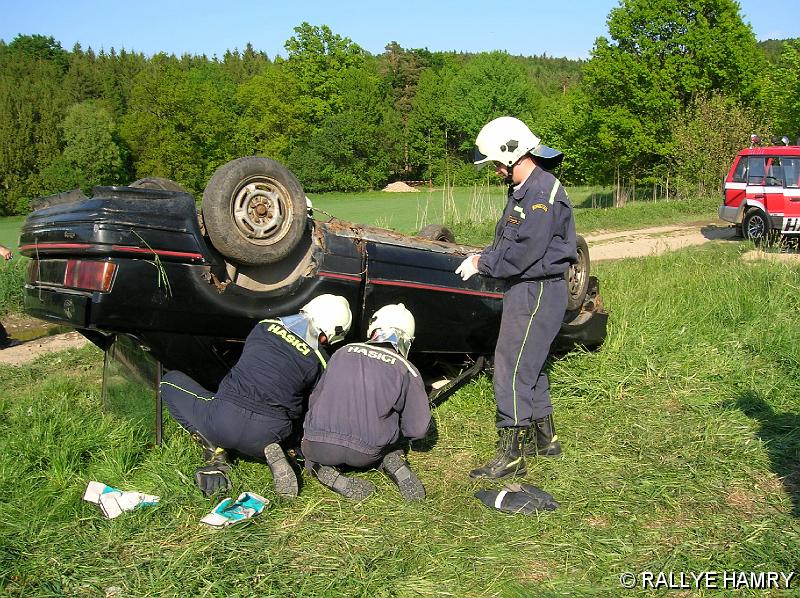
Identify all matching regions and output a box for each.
[19,157,607,400]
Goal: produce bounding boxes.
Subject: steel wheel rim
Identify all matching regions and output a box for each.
[568,248,587,296]
[231,178,293,246]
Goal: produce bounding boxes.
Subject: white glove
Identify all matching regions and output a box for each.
[455,255,480,281]
[83,481,160,519]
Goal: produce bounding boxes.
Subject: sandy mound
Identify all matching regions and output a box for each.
[382,181,419,193]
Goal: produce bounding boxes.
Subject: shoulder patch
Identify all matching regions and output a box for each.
[531,203,549,213]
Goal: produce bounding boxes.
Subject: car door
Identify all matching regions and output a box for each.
[779,156,800,234]
[362,236,505,355]
[763,156,786,221]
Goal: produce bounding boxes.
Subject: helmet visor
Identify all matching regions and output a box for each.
[473,147,492,166]
[531,143,563,160]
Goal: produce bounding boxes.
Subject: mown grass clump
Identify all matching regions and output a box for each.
[1,241,799,595]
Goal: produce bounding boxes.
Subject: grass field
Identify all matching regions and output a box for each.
[309,186,719,236]
[1,241,798,596]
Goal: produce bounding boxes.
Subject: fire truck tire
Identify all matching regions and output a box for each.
[742,208,773,245]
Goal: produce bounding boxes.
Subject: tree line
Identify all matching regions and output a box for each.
[1,0,799,215]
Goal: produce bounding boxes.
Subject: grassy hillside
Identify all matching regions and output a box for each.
[1,241,798,595]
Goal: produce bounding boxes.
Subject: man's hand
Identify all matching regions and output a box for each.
[455,255,480,281]
[0,246,12,261]
[194,463,232,497]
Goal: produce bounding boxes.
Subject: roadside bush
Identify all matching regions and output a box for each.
[670,93,771,199]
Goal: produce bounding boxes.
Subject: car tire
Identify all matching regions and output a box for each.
[742,208,773,245]
[417,224,456,243]
[202,157,307,266]
[130,177,189,193]
[566,234,590,312]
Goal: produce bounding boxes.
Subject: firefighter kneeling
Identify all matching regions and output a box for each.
[302,304,431,501]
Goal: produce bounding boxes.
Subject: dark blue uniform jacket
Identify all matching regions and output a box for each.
[216,319,327,419]
[303,343,431,457]
[479,167,577,280]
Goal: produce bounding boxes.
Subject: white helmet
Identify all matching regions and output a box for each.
[367,303,415,357]
[301,294,352,344]
[473,116,563,168]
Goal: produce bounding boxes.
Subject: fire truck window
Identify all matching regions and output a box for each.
[731,157,748,183]
[765,158,785,187]
[782,158,800,189]
[747,156,766,185]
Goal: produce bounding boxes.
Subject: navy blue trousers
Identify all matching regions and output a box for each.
[301,439,381,472]
[160,370,293,460]
[493,279,566,428]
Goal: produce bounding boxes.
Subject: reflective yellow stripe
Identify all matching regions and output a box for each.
[159,381,215,401]
[511,282,543,426]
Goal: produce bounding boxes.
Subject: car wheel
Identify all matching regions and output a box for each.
[566,234,590,312]
[417,224,456,243]
[130,177,189,193]
[202,157,307,266]
[742,208,772,245]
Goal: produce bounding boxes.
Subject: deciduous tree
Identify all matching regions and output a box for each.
[582,0,766,183]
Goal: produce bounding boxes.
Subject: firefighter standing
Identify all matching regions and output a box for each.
[301,304,431,501]
[159,294,352,498]
[456,116,576,479]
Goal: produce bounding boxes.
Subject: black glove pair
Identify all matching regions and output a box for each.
[194,462,232,497]
[475,482,559,515]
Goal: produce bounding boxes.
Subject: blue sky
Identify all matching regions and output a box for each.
[1,0,797,60]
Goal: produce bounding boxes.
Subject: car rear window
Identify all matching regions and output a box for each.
[731,156,748,183]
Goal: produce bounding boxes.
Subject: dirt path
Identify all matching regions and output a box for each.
[1,221,797,366]
[585,220,739,261]
[0,330,89,366]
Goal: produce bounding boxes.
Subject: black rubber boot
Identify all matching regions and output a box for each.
[191,431,232,497]
[264,443,299,498]
[525,414,562,457]
[191,431,232,466]
[469,427,527,479]
[310,463,375,501]
[380,450,425,501]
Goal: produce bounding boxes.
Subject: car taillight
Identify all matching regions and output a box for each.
[64,260,117,291]
[36,259,117,292]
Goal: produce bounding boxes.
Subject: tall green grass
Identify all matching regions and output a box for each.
[1,242,799,596]
[0,216,27,316]
[0,257,24,317]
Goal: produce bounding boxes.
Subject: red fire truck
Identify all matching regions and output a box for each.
[720,140,800,243]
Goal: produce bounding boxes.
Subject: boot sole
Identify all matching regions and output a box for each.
[264,443,298,498]
[381,452,425,501]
